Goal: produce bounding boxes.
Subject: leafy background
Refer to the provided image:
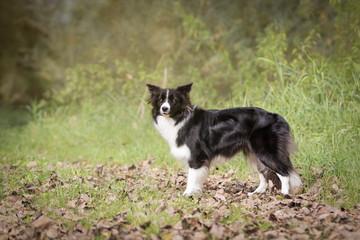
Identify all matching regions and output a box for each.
[0,0,359,239]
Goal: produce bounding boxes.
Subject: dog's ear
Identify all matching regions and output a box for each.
[146,84,161,94]
[176,83,193,94]
[146,84,161,105]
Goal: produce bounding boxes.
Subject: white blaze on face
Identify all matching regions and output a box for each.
[160,90,170,115]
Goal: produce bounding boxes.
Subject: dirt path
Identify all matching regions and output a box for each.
[1,160,359,239]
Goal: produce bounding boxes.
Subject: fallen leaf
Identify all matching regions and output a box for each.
[56,162,64,168]
[210,223,224,239]
[173,220,183,230]
[269,212,277,222]
[140,220,151,229]
[96,219,113,229]
[192,231,207,240]
[95,164,104,177]
[77,193,90,210]
[233,233,245,240]
[26,161,37,169]
[214,189,227,202]
[45,225,59,239]
[66,200,76,209]
[339,231,360,240]
[27,186,41,194]
[32,215,53,231]
[264,230,279,239]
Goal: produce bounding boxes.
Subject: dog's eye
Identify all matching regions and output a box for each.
[159,99,163,102]
[172,99,176,103]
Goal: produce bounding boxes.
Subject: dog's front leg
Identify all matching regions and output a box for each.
[183,166,209,196]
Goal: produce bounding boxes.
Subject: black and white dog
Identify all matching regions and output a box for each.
[147,83,301,197]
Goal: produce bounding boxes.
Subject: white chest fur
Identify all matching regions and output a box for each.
[154,116,191,163]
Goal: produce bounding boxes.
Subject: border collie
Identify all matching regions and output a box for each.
[147,83,301,197]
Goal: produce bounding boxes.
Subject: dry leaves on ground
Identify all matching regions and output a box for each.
[0,158,359,239]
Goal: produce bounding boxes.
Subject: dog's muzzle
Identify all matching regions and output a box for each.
[160,102,170,115]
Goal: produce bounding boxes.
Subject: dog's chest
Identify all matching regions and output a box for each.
[154,116,190,162]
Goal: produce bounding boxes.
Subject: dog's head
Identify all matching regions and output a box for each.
[146,83,193,118]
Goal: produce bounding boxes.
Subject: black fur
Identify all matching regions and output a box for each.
[147,83,297,189]
[176,107,296,175]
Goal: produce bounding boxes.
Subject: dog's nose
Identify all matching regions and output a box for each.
[162,106,169,112]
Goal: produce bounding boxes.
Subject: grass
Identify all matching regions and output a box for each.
[0,59,359,238]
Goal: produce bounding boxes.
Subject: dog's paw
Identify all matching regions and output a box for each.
[247,192,255,197]
[247,189,267,197]
[247,191,262,197]
[248,183,268,197]
[183,187,202,197]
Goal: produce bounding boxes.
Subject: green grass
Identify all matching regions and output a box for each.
[0,58,359,238]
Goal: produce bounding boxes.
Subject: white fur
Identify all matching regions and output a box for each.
[183,166,209,196]
[154,115,190,163]
[276,171,301,195]
[160,102,170,115]
[160,90,170,115]
[276,173,290,194]
[248,173,268,196]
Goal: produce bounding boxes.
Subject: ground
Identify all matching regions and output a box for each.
[1,157,360,240]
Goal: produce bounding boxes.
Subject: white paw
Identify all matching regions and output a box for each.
[247,185,267,196]
[247,190,265,197]
[248,173,268,197]
[247,192,254,197]
[183,187,202,197]
[281,190,290,195]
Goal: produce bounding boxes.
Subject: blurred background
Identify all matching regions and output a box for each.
[0,0,359,106]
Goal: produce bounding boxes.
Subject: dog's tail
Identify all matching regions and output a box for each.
[289,170,302,188]
[273,116,302,189]
[283,131,302,190]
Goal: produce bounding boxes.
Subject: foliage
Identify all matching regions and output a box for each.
[0,0,359,104]
[0,1,359,237]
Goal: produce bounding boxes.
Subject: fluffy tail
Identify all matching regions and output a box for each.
[289,171,302,188]
[286,133,302,190]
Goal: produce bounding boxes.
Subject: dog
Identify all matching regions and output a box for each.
[146,82,301,196]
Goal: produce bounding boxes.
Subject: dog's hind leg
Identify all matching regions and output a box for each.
[255,154,292,195]
[276,171,301,194]
[248,172,268,196]
[245,152,269,196]
[276,173,290,194]
[249,118,301,195]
